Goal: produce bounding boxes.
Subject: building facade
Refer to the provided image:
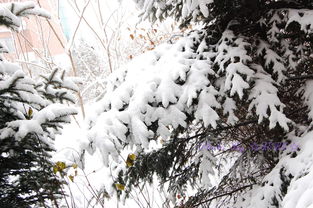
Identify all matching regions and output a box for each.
[0,0,68,74]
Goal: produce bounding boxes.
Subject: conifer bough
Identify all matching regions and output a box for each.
[0,2,77,207]
[84,0,313,207]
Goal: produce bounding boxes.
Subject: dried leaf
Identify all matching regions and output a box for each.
[68,175,74,182]
[115,183,125,191]
[53,161,67,175]
[126,160,133,167]
[57,161,66,170]
[128,154,136,161]
[53,166,58,174]
[28,107,33,118]
[126,153,137,167]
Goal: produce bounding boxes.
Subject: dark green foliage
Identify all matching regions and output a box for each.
[0,3,76,207]
[0,134,62,208]
[0,70,77,207]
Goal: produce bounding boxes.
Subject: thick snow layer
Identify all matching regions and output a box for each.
[86,31,216,165]
[182,0,213,18]
[138,0,213,22]
[0,1,50,31]
[0,66,48,107]
[0,5,20,29]
[0,61,20,75]
[287,9,313,33]
[0,104,76,144]
[34,104,77,123]
[4,1,50,19]
[85,28,291,172]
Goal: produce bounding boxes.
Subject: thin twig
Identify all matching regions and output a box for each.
[192,183,256,207]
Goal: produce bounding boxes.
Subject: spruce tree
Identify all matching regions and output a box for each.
[0,2,77,207]
[82,0,313,207]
